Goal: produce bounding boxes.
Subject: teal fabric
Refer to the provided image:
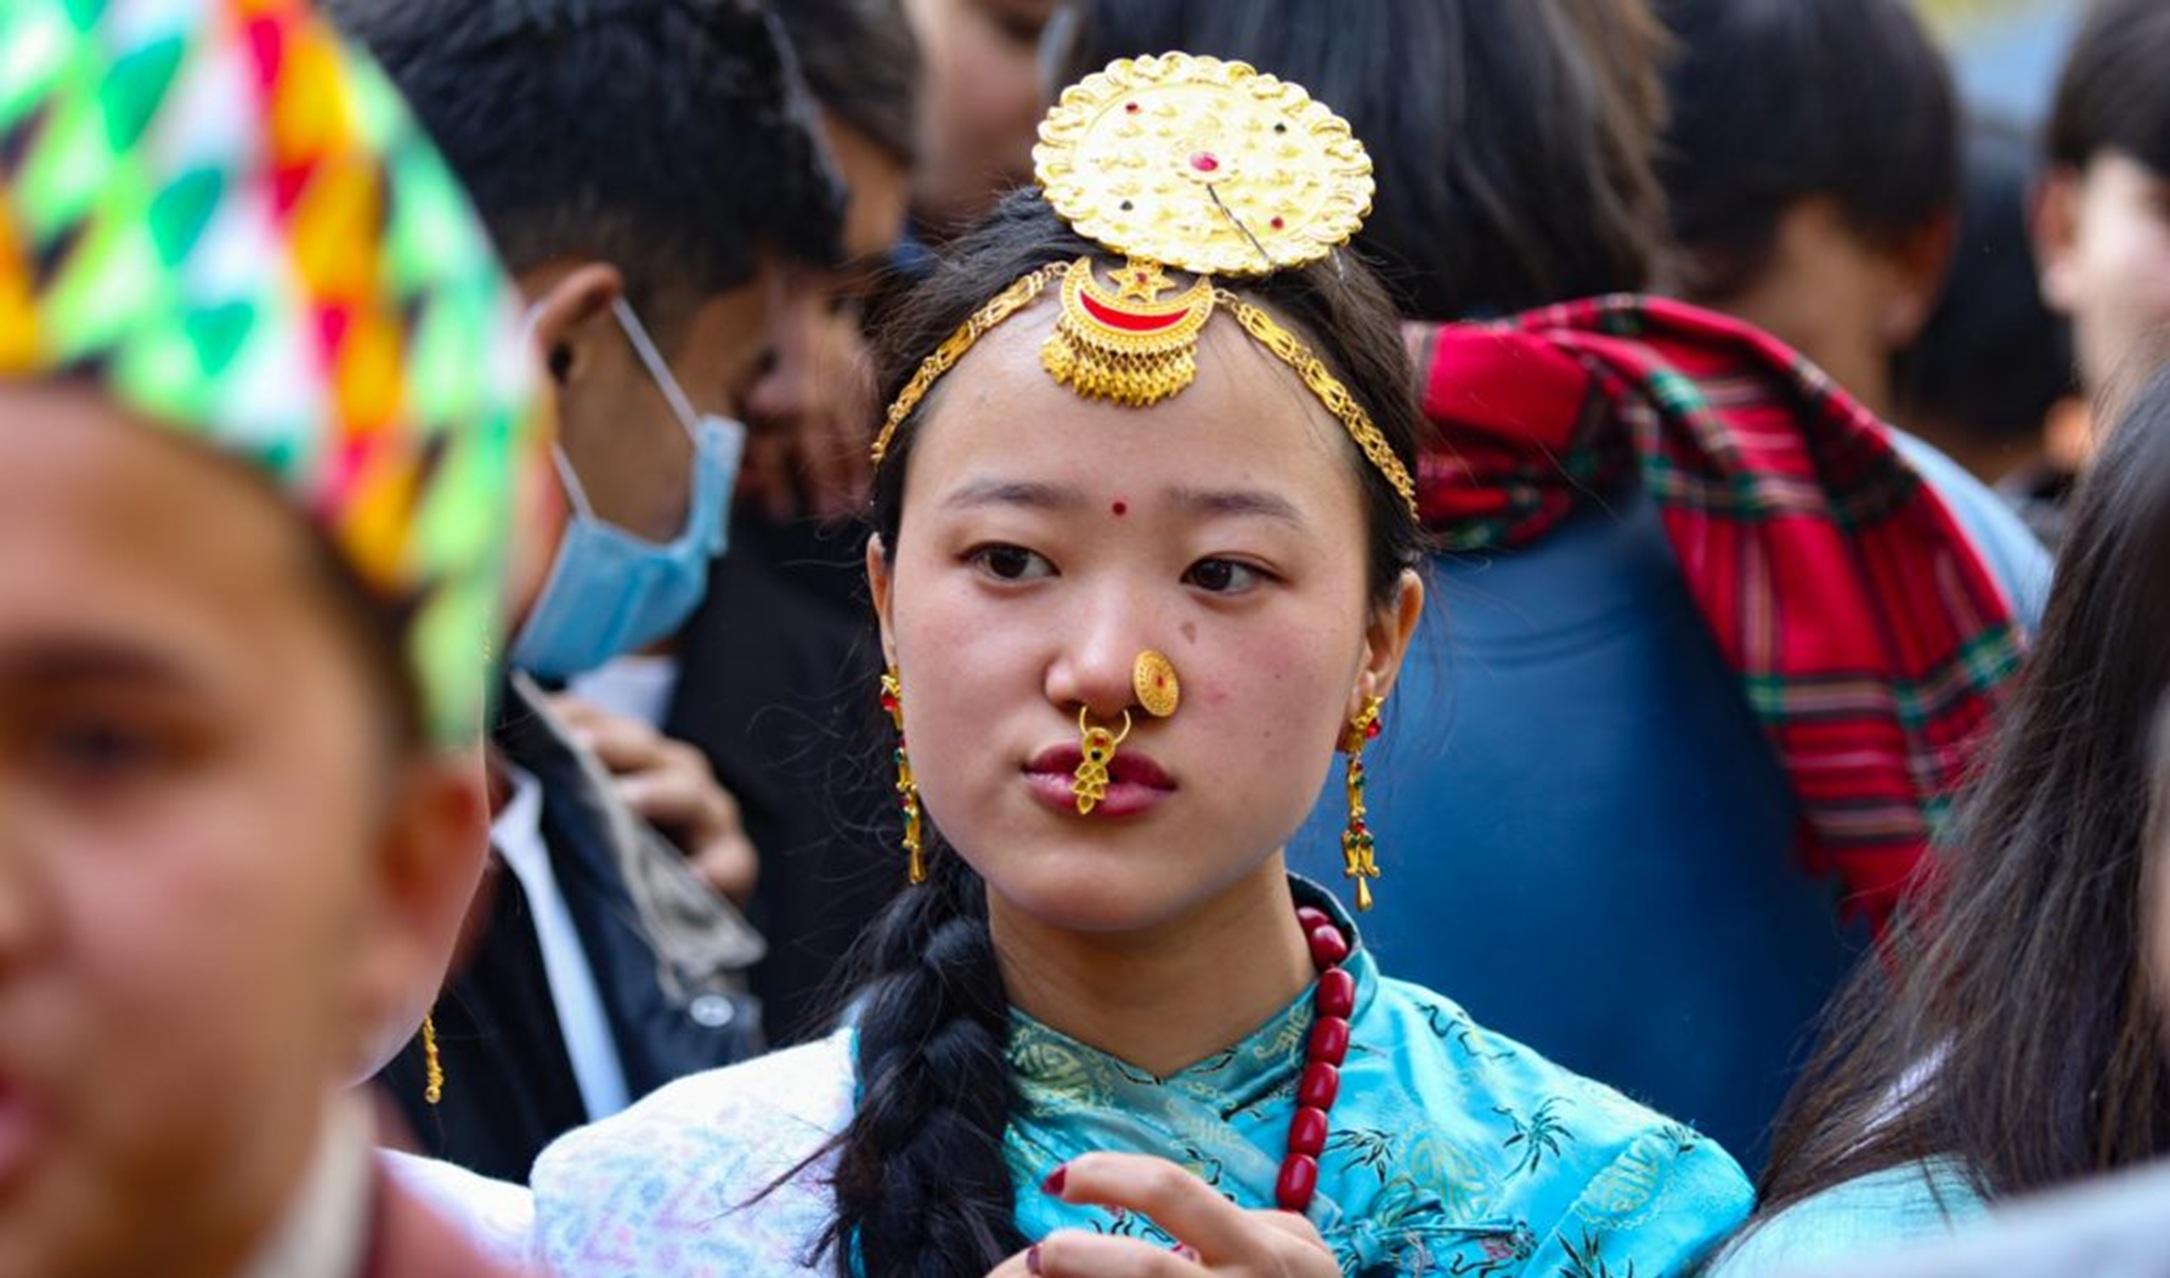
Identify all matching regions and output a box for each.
[1703,1159,1987,1277]
[1005,884,1755,1276]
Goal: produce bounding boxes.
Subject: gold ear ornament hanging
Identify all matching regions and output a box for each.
[866,52,1417,517]
[1340,696,1385,912]
[1134,649,1181,718]
[880,669,927,884]
[421,1013,445,1105]
[1072,706,1134,815]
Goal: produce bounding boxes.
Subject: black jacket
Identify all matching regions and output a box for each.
[378,677,764,1182]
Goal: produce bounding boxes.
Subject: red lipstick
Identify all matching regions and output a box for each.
[1023,743,1176,818]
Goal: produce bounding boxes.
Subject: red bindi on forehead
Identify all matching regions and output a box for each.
[1111,500,1128,516]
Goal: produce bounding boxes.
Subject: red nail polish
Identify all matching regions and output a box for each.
[1027,1243,1044,1275]
[1042,1164,1067,1196]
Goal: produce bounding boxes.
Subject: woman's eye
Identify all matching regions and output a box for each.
[970,544,1056,582]
[1184,558,1267,594]
[40,718,167,783]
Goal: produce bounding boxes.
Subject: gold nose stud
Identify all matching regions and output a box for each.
[1134,649,1180,718]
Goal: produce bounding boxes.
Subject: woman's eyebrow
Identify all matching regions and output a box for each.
[940,478,1088,512]
[1165,485,1309,528]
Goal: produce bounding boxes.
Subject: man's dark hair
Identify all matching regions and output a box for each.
[776,0,921,164]
[2048,0,2170,177]
[329,0,842,328]
[1656,0,1958,299]
[1896,118,2075,446]
[1060,0,1671,322]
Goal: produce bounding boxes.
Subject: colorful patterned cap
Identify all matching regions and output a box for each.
[0,0,542,745]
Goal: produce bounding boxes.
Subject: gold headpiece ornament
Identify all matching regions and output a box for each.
[869,53,1418,516]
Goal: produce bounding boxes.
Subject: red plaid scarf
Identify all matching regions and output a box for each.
[1413,296,2024,933]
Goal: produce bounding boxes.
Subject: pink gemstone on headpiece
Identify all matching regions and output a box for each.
[1189,152,1220,173]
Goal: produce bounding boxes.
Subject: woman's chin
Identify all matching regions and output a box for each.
[980,854,1211,935]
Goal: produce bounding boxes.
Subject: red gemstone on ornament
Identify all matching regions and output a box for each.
[1275,1155,1319,1212]
[1298,1060,1340,1110]
[1295,906,1333,934]
[1287,1105,1329,1155]
[1307,925,1349,968]
[1308,1015,1351,1064]
[880,693,898,712]
[1125,101,1140,113]
[1189,151,1220,173]
[1270,216,1286,229]
[1316,967,1356,1018]
[1365,719,1382,740]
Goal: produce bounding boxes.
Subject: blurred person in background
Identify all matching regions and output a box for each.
[588,0,929,1046]
[1064,0,2041,1171]
[2035,0,2170,429]
[904,0,1065,239]
[737,0,922,524]
[0,0,544,1272]
[1894,118,2082,547]
[329,0,844,1182]
[1657,0,1959,427]
[1711,365,2170,1274]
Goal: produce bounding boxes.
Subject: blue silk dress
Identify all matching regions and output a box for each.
[528,883,1753,1276]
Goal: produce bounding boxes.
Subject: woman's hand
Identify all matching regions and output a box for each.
[986,1154,1339,1277]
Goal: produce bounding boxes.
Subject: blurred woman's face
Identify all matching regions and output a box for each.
[2038,152,2170,399]
[903,0,1062,235]
[870,300,1419,934]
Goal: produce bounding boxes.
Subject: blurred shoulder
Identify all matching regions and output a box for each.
[530,1031,856,1278]
[1704,1159,1985,1278]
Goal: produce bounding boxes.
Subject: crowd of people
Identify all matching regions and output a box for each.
[5,0,2170,1275]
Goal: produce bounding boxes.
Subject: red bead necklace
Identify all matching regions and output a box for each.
[1276,903,1356,1213]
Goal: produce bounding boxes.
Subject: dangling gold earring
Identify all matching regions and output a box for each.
[880,668,926,885]
[421,1013,445,1105]
[1340,697,1385,912]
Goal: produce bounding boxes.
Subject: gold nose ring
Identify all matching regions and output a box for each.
[1071,705,1134,814]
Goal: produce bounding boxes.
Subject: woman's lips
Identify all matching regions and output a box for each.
[1023,744,1177,818]
[0,1074,42,1191]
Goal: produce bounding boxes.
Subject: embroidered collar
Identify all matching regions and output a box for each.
[1007,878,1377,1123]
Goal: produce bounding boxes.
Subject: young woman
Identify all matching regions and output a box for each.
[1710,366,2170,1274]
[523,53,1751,1278]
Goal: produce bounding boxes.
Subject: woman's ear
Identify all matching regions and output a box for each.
[866,533,898,669]
[348,749,492,1084]
[1350,567,1425,719]
[2032,167,2085,316]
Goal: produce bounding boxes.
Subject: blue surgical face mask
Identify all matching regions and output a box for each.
[511,297,746,680]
